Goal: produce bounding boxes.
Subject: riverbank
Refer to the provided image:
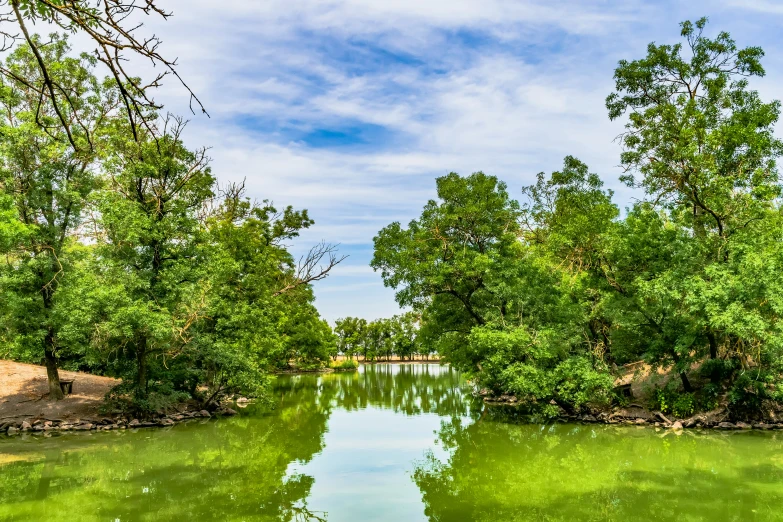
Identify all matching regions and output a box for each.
[483,398,783,431]
[0,360,117,423]
[0,360,236,436]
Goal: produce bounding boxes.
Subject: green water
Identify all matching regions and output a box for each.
[1,364,783,521]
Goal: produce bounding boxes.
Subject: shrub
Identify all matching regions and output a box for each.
[672,393,695,418]
[330,358,359,371]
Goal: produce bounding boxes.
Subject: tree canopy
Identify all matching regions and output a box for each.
[373,18,783,420]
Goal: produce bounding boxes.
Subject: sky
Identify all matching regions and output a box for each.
[114,0,783,322]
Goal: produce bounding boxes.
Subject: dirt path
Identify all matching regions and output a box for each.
[0,360,118,423]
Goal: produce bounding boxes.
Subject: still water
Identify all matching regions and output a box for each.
[1,364,783,521]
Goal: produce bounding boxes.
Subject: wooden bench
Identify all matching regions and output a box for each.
[615,383,633,398]
[59,380,74,395]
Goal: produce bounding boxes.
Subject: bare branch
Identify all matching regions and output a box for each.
[2,0,208,150]
[273,242,347,297]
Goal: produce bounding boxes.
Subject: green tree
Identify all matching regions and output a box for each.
[607,17,783,408]
[373,171,614,414]
[0,34,117,399]
[90,117,215,406]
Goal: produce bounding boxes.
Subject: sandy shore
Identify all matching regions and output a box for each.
[0,360,119,423]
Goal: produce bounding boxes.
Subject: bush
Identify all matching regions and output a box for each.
[672,393,695,418]
[330,358,359,371]
[102,381,190,417]
[652,383,679,415]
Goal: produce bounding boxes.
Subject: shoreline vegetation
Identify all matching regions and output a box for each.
[370,19,783,426]
[5,358,781,437]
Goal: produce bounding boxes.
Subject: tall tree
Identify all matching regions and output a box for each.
[0,34,117,399]
[607,17,783,402]
[92,117,214,403]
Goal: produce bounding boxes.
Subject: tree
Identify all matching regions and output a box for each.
[0,34,117,399]
[373,170,614,414]
[335,316,366,360]
[90,117,214,404]
[390,312,419,361]
[607,17,783,407]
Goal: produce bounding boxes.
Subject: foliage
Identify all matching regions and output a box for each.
[372,168,615,413]
[0,34,118,398]
[0,34,340,413]
[330,358,359,371]
[372,18,783,418]
[335,312,426,361]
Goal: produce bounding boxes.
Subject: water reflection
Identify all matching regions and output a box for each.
[413,415,783,522]
[272,363,469,417]
[0,363,463,522]
[0,380,330,521]
[2,364,782,522]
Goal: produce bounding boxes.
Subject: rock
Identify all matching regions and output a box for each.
[199,410,211,418]
[736,421,752,430]
[7,426,19,435]
[171,414,184,421]
[159,418,175,426]
[223,408,237,416]
[582,415,597,423]
[616,406,655,422]
[128,419,140,427]
[670,421,683,430]
[236,397,250,404]
[20,421,32,431]
[753,423,773,430]
[635,418,647,425]
[140,421,156,427]
[73,423,93,431]
[717,422,736,430]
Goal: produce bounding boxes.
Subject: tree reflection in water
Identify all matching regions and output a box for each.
[0,363,469,521]
[413,413,783,522]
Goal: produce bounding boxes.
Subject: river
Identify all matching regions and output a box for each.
[1,363,783,521]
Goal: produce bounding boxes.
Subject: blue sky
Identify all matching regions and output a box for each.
[140,0,783,322]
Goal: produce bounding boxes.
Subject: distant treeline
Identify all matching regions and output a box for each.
[334,313,436,361]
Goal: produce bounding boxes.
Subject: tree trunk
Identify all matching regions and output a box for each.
[136,336,148,396]
[44,339,64,401]
[707,330,718,360]
[693,204,706,238]
[679,371,693,393]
